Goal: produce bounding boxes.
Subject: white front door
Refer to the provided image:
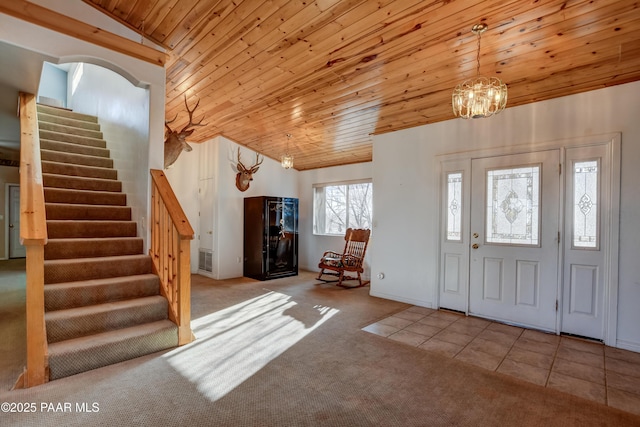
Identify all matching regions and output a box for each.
[9,185,26,258]
[469,150,560,331]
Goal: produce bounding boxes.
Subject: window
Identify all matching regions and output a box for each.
[313,180,372,235]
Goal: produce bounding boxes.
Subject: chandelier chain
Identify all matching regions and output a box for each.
[476,30,481,77]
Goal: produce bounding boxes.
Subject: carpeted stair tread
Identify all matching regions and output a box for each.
[44,254,152,284]
[39,129,106,149]
[37,104,98,123]
[37,112,101,131]
[41,138,110,158]
[45,203,131,221]
[42,160,117,180]
[43,173,121,192]
[39,121,103,139]
[46,295,169,343]
[41,148,114,168]
[44,274,160,311]
[44,188,126,206]
[47,320,178,380]
[47,220,137,238]
[45,237,143,260]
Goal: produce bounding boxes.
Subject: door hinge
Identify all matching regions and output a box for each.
[559,163,562,175]
[558,231,561,245]
[556,300,558,311]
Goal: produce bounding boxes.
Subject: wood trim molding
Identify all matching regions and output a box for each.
[0,1,166,66]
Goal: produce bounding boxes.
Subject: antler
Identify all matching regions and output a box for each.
[165,95,206,134]
[181,95,206,132]
[236,147,247,172]
[250,152,264,172]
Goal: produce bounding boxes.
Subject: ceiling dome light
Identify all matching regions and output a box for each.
[452,23,507,119]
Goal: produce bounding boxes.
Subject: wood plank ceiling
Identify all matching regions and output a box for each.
[82,0,640,170]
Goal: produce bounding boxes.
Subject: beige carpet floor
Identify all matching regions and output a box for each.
[0,258,26,392]
[1,270,639,426]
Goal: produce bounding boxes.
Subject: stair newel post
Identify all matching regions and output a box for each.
[24,245,46,387]
[177,237,193,345]
[149,170,195,345]
[19,92,49,387]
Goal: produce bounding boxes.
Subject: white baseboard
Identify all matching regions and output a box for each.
[368,289,434,308]
[616,339,640,353]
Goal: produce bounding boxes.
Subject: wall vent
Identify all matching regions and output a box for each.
[199,249,213,272]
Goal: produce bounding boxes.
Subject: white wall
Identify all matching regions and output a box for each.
[371,80,640,352]
[0,82,21,151]
[298,162,373,277]
[38,62,67,107]
[166,136,299,279]
[163,143,202,274]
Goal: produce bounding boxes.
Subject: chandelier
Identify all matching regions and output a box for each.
[452,23,507,119]
[281,133,294,169]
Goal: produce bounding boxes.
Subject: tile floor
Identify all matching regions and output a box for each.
[363,306,640,416]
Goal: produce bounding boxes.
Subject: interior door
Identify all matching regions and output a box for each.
[469,151,560,331]
[9,185,26,258]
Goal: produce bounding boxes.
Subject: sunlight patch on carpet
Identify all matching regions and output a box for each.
[162,290,338,401]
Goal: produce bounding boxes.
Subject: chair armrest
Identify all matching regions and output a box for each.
[321,250,343,259]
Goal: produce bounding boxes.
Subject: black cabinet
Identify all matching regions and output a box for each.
[243,196,298,280]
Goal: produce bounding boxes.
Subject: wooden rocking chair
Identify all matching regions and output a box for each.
[317,228,371,288]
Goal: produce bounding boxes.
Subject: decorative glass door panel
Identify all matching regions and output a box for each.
[572,160,599,249]
[486,166,540,246]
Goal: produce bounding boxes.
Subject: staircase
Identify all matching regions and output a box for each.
[37,104,178,380]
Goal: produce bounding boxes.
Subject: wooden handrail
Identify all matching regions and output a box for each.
[149,169,194,345]
[18,92,48,388]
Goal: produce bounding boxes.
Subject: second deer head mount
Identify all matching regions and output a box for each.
[164,95,206,169]
[234,147,264,192]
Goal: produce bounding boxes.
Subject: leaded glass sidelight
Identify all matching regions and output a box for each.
[486,165,540,245]
[446,172,463,241]
[573,160,599,248]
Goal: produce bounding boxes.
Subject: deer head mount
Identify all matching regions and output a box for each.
[234,147,263,192]
[164,96,206,169]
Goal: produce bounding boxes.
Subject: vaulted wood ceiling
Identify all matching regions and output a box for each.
[82,0,640,170]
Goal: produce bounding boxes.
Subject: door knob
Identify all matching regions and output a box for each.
[472,243,479,249]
